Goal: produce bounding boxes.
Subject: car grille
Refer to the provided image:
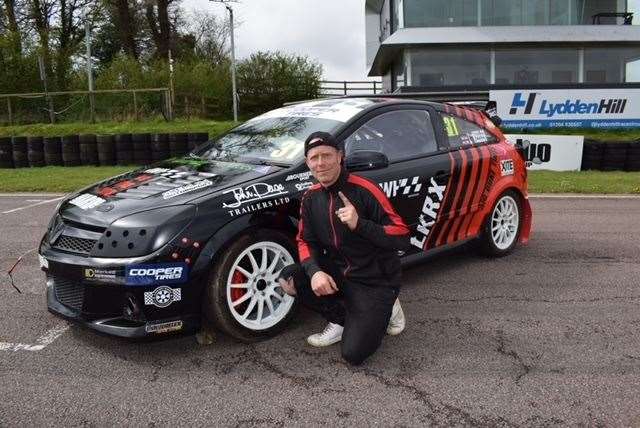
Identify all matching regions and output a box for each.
[53,235,96,255]
[53,277,85,311]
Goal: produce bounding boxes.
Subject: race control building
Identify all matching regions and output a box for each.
[366,0,640,94]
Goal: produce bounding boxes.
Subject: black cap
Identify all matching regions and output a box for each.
[304,131,340,156]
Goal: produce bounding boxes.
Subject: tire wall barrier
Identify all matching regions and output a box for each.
[0,132,212,168]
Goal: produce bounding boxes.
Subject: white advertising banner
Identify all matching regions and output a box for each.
[505,134,584,171]
[491,89,640,129]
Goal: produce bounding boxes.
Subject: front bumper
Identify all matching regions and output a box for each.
[47,280,200,338]
[41,247,205,338]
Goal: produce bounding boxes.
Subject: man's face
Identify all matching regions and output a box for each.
[305,145,343,187]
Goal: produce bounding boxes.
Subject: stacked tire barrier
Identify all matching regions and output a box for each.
[0,132,211,168]
[12,137,28,168]
[581,140,640,172]
[62,136,81,166]
[27,136,45,167]
[0,137,13,168]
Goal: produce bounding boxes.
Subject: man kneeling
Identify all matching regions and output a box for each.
[278,131,410,365]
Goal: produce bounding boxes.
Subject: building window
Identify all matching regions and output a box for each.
[495,48,579,84]
[409,49,490,87]
[392,54,407,91]
[402,0,627,27]
[404,0,478,27]
[584,47,640,83]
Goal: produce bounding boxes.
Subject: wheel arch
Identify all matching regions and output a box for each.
[481,181,531,245]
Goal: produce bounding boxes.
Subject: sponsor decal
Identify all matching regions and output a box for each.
[509,92,627,118]
[144,286,181,308]
[69,194,105,210]
[126,262,189,286]
[38,255,48,269]
[162,179,213,200]
[285,171,313,182]
[410,177,447,250]
[222,183,288,209]
[295,181,314,191]
[97,174,154,198]
[227,196,291,217]
[145,320,183,333]
[379,176,422,198]
[470,130,488,144]
[501,159,514,176]
[443,116,459,137]
[84,268,118,281]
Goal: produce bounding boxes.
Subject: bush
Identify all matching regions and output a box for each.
[237,51,322,116]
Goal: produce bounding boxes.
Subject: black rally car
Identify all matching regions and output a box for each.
[39,97,531,341]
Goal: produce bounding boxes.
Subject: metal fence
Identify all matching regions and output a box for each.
[0,88,172,125]
[319,80,383,97]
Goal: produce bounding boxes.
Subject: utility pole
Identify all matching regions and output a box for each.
[210,0,239,122]
[85,11,96,123]
[38,54,55,124]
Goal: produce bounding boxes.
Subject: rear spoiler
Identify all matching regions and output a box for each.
[451,100,502,127]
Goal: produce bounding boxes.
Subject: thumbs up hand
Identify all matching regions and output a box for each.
[336,191,359,231]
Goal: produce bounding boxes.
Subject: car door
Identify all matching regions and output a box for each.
[434,109,497,247]
[340,105,452,255]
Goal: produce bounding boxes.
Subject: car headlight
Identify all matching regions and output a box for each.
[91,205,196,258]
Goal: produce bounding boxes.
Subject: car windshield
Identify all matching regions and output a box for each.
[194,116,342,166]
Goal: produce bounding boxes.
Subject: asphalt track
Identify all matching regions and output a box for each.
[1,193,639,426]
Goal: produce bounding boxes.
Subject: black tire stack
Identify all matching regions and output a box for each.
[80,135,99,166]
[0,137,13,168]
[169,133,189,157]
[12,137,28,168]
[581,140,604,170]
[27,136,45,167]
[115,134,134,165]
[601,142,628,171]
[188,132,209,151]
[97,135,115,166]
[132,133,151,165]
[61,135,81,166]
[151,133,170,162]
[44,137,63,166]
[626,140,640,172]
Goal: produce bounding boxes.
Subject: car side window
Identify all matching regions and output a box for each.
[442,113,497,148]
[344,109,438,162]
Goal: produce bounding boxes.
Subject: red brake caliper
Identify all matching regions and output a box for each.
[230,270,247,304]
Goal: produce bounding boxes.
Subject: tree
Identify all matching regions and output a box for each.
[1,0,23,54]
[237,51,322,115]
[108,0,138,59]
[188,10,230,64]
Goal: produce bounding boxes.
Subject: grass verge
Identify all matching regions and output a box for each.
[527,170,640,194]
[0,167,638,194]
[0,119,237,138]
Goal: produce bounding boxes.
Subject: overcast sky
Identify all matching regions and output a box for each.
[182,0,374,81]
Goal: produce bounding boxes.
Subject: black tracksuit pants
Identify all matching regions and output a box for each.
[284,263,399,365]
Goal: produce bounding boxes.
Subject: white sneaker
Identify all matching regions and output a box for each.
[306,322,344,347]
[386,299,406,335]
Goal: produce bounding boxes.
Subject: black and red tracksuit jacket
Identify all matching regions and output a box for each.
[296,169,411,288]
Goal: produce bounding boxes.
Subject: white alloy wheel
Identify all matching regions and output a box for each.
[225,241,295,330]
[490,195,520,250]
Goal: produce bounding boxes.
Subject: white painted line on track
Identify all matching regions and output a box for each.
[0,323,69,352]
[1,196,64,214]
[24,199,44,202]
[0,193,65,197]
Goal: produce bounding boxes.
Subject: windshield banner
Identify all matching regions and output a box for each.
[491,89,640,129]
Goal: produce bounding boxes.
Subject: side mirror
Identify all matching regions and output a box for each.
[514,138,530,151]
[345,151,389,172]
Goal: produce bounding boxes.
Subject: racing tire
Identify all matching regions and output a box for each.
[478,190,522,257]
[12,137,28,168]
[204,229,299,342]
